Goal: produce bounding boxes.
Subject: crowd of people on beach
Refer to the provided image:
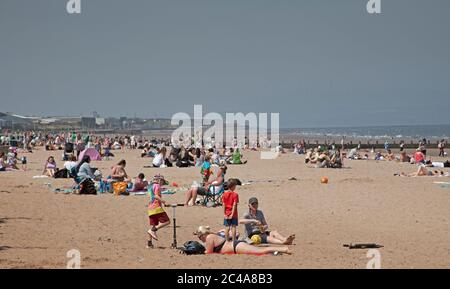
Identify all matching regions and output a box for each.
[293,137,449,177]
[2,129,449,256]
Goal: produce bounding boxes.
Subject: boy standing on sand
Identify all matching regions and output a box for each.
[147,174,171,248]
[222,179,239,243]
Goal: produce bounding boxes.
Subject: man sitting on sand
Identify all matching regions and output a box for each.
[239,197,295,245]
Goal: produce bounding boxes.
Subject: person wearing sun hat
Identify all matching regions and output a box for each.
[146,174,171,248]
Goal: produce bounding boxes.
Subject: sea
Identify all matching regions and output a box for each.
[281,124,450,141]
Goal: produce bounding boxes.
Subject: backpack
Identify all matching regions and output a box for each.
[54,168,70,179]
[179,241,206,255]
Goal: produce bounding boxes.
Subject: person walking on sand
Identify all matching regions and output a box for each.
[147,174,171,248]
[438,140,445,157]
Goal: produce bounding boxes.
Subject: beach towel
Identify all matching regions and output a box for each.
[33,175,49,179]
[45,183,74,194]
[113,182,128,196]
[434,182,450,188]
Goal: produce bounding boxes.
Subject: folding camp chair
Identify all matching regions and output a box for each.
[200,185,225,207]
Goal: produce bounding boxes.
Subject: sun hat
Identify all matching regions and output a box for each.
[152,174,168,185]
[193,226,211,236]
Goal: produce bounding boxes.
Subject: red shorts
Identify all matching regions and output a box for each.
[149,212,170,226]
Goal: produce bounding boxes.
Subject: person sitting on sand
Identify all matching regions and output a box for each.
[102,147,114,159]
[153,147,172,167]
[176,146,194,167]
[130,173,149,192]
[184,162,227,206]
[64,155,78,172]
[0,152,7,172]
[399,151,411,163]
[75,155,98,194]
[386,149,395,161]
[43,156,58,177]
[414,148,426,164]
[6,152,20,170]
[329,149,343,168]
[229,148,247,165]
[347,147,361,160]
[316,151,331,168]
[239,197,295,245]
[195,148,205,167]
[76,155,96,181]
[194,226,292,255]
[111,159,129,182]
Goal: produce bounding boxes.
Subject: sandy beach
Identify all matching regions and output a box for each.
[1,147,449,269]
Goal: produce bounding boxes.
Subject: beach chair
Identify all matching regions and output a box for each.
[200,185,225,207]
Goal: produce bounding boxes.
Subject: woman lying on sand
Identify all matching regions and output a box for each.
[195,226,292,255]
[395,165,449,177]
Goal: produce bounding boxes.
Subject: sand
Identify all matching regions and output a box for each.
[1,147,450,269]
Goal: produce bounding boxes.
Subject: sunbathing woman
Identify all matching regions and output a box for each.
[184,163,227,206]
[43,156,58,177]
[195,226,292,255]
[395,166,447,177]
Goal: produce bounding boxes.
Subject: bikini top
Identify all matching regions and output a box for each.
[213,240,226,253]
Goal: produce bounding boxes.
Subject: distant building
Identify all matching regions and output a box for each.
[81,117,96,129]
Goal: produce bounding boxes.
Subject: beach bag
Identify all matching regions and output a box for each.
[79,178,97,195]
[54,168,69,179]
[113,182,128,195]
[179,241,206,255]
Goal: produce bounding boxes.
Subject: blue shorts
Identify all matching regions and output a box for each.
[223,218,238,227]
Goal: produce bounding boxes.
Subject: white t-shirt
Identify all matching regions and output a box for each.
[152,153,164,167]
[64,161,77,171]
[432,162,444,168]
[348,148,357,158]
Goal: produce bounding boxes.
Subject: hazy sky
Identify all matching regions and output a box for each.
[1,0,449,127]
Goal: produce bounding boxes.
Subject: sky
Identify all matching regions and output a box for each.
[0,0,449,128]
